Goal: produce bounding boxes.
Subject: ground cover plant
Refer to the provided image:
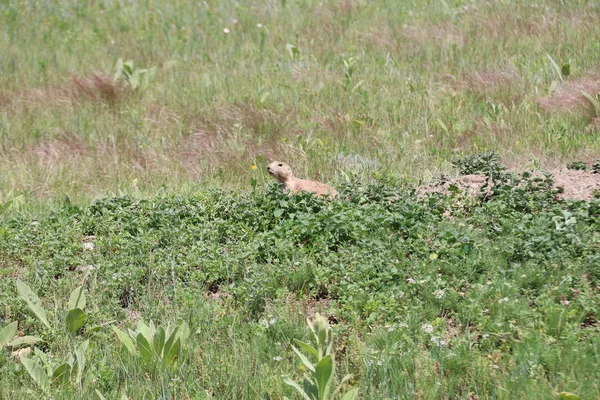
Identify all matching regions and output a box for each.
[1,159,600,398]
[1,0,600,398]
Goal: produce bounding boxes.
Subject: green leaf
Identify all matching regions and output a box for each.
[95,389,108,400]
[137,320,155,347]
[293,339,319,360]
[546,53,564,82]
[315,354,334,400]
[16,279,51,329]
[285,43,300,59]
[112,326,136,355]
[153,326,166,356]
[68,286,86,311]
[21,357,49,391]
[50,363,71,384]
[340,388,359,400]
[582,91,600,114]
[291,345,315,372]
[163,338,181,366]
[303,376,319,400]
[113,58,124,81]
[0,321,17,346]
[9,335,42,348]
[136,333,154,362]
[163,325,179,356]
[558,393,580,400]
[178,321,190,343]
[73,340,89,385]
[65,308,87,334]
[281,375,312,400]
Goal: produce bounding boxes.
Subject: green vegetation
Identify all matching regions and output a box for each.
[1,0,600,398]
[1,162,600,398]
[1,0,600,201]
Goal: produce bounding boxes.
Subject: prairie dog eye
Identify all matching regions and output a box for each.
[278,163,283,167]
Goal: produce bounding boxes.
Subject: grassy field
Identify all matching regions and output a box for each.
[1,0,600,399]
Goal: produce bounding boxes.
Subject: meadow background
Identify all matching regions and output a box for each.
[1,0,600,399]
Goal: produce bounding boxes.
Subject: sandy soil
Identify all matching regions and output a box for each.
[417,170,600,201]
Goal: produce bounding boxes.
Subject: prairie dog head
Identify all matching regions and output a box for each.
[267,161,294,183]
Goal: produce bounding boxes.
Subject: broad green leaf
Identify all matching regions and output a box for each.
[303,376,318,400]
[66,308,87,333]
[163,338,181,365]
[293,339,318,360]
[340,388,359,400]
[68,286,86,311]
[112,327,136,355]
[74,340,89,385]
[281,375,311,400]
[51,363,71,384]
[153,327,166,356]
[16,279,50,329]
[178,321,190,343]
[9,335,42,347]
[163,326,180,359]
[0,321,17,346]
[21,357,49,391]
[315,355,333,400]
[137,321,155,347]
[291,345,315,372]
[136,333,153,362]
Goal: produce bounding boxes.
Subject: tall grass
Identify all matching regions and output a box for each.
[1,0,600,202]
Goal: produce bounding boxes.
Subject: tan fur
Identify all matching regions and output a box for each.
[267,161,338,199]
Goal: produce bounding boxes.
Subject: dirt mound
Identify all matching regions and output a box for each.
[417,170,600,201]
[552,169,600,201]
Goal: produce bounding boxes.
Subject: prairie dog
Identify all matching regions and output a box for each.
[267,161,338,198]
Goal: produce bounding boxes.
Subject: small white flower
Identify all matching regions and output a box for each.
[223,28,230,34]
[434,289,446,299]
[260,319,269,327]
[498,297,509,304]
[256,23,263,28]
[376,360,383,366]
[430,336,448,346]
[273,356,283,361]
[560,299,570,306]
[421,323,434,334]
[407,278,415,284]
[83,242,94,251]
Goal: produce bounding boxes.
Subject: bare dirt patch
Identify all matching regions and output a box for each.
[552,169,600,201]
[417,170,600,201]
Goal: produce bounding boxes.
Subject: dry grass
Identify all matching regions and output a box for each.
[538,72,600,117]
